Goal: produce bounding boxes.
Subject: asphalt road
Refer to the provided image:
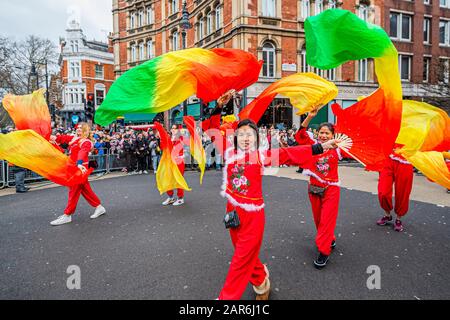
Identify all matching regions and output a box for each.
[0,171,449,300]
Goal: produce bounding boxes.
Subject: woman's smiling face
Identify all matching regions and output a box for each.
[236,125,257,152]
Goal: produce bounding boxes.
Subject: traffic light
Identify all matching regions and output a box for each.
[85,93,95,121]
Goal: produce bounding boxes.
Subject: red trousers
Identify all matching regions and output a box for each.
[378,159,413,217]
[219,205,267,300]
[64,181,101,215]
[308,185,340,256]
[167,162,185,198]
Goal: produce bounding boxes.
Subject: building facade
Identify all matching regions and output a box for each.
[58,21,115,126]
[111,0,450,128]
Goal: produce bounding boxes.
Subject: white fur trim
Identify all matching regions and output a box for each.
[389,154,411,165]
[220,190,265,212]
[302,169,341,186]
[253,277,270,295]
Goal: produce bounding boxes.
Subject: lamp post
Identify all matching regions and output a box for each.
[180,1,192,118]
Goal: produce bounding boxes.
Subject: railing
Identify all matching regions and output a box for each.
[0,160,5,189]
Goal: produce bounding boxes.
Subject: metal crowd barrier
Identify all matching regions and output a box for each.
[7,165,46,187]
[0,160,5,189]
[107,152,129,172]
[89,148,109,175]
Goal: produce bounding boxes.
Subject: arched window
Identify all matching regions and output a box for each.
[215,5,222,29]
[262,42,276,78]
[146,7,154,24]
[147,41,154,59]
[139,42,145,61]
[358,4,369,21]
[131,44,137,62]
[328,0,336,9]
[172,31,179,51]
[207,11,213,35]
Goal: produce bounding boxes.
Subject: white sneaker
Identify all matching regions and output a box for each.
[144,170,148,174]
[50,214,72,226]
[139,170,143,174]
[90,205,106,219]
[162,197,175,206]
[172,198,184,206]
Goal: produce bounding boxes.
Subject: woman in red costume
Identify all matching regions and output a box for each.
[206,92,339,300]
[161,124,187,206]
[376,146,414,232]
[49,123,106,226]
[294,107,345,269]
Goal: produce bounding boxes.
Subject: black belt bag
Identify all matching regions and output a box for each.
[308,184,327,197]
[224,210,240,229]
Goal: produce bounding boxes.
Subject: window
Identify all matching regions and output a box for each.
[262,42,276,78]
[131,44,137,62]
[326,68,336,81]
[440,20,450,46]
[390,12,412,41]
[358,59,368,82]
[301,50,310,72]
[95,65,104,79]
[215,6,222,29]
[198,18,204,39]
[315,0,324,15]
[328,0,336,9]
[301,0,310,19]
[138,10,144,27]
[139,42,145,61]
[69,61,81,78]
[147,41,154,59]
[423,57,430,82]
[262,0,276,17]
[440,0,450,8]
[147,7,154,24]
[358,5,369,21]
[172,31,179,51]
[70,40,79,53]
[424,17,431,44]
[130,12,135,29]
[424,0,431,4]
[439,59,449,83]
[170,0,179,15]
[206,12,213,34]
[399,55,411,81]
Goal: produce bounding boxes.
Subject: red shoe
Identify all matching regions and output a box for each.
[376,215,392,226]
[394,219,404,232]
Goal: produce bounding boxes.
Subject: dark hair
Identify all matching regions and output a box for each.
[234,119,260,151]
[317,122,335,134]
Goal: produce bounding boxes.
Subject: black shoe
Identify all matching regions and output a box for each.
[314,252,329,269]
[16,188,28,193]
[331,240,336,250]
[296,169,303,173]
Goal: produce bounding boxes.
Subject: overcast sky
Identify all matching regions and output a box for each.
[0,0,113,45]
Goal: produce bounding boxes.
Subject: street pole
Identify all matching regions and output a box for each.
[180,1,192,119]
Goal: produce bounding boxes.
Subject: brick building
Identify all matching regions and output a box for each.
[111,0,450,128]
[58,21,115,126]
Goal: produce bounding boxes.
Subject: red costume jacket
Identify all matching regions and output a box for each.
[295,127,342,187]
[55,135,93,166]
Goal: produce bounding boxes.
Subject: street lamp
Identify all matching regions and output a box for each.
[180,0,192,117]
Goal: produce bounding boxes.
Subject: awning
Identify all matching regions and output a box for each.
[123,113,157,124]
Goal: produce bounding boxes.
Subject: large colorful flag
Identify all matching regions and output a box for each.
[305,9,402,159]
[153,122,191,195]
[239,73,338,123]
[0,130,91,187]
[183,116,206,184]
[331,89,387,172]
[95,48,262,126]
[2,89,51,140]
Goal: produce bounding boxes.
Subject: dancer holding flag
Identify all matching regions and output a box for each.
[294,107,346,269]
[208,92,340,300]
[49,123,106,226]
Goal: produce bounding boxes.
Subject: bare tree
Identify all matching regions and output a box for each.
[0,35,58,98]
[420,57,450,113]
